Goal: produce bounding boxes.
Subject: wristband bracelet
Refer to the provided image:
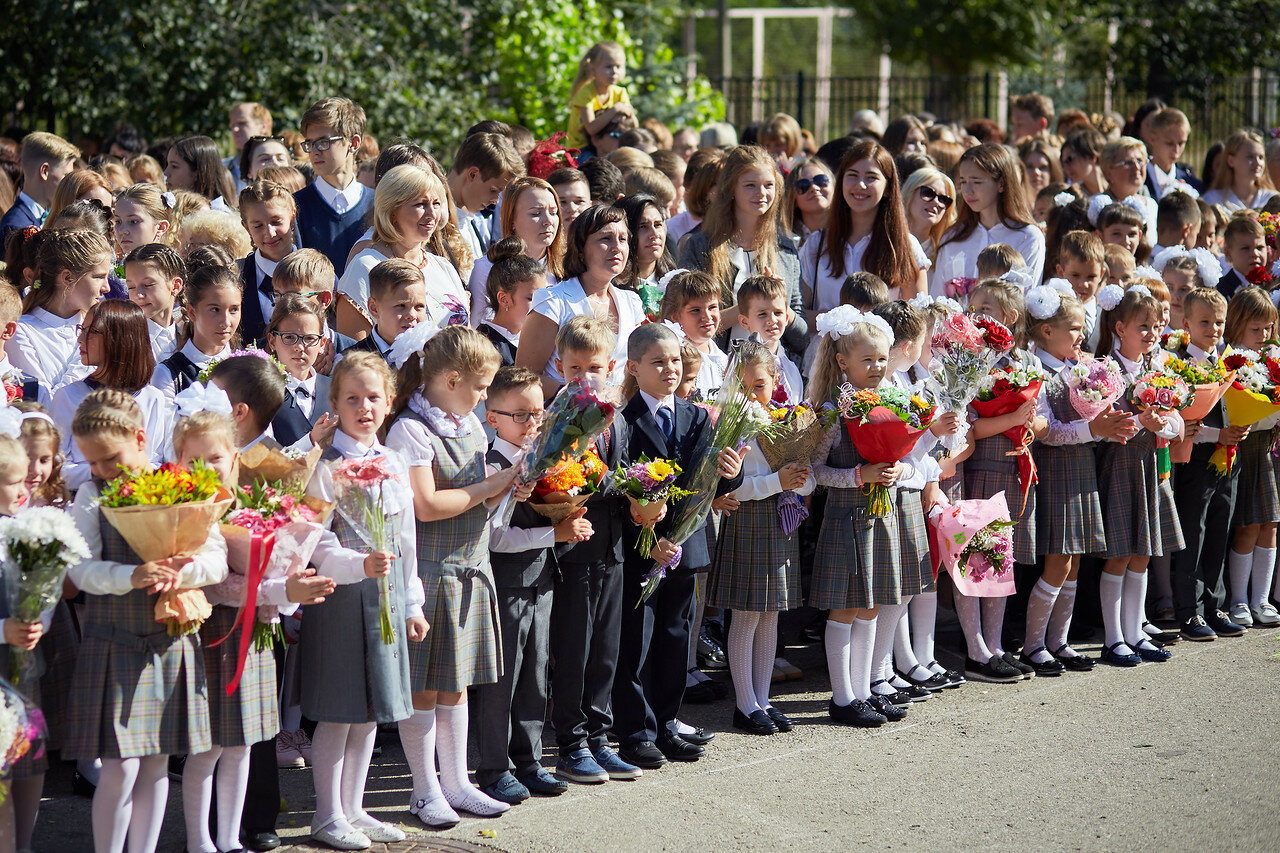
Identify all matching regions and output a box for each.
[854,464,864,488]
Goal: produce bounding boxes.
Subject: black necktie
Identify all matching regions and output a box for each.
[259,273,275,303]
[293,384,311,400]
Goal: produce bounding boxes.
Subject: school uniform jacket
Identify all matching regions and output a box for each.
[271,373,332,448]
[237,254,273,347]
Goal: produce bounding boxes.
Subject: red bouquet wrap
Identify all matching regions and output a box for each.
[969,378,1044,514]
[837,384,937,516]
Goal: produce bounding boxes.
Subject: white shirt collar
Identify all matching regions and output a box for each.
[1186,341,1223,361]
[312,176,364,214]
[370,328,392,354]
[639,389,675,420]
[408,391,478,437]
[147,317,176,338]
[332,428,382,458]
[254,250,280,283]
[483,321,520,346]
[287,371,317,394]
[30,306,80,329]
[180,339,231,365]
[1036,349,1070,371]
[1113,347,1144,374]
[491,436,524,462]
[17,192,43,220]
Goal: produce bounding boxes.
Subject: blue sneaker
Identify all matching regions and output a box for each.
[555,748,608,784]
[592,746,642,780]
[518,766,569,796]
[480,771,530,804]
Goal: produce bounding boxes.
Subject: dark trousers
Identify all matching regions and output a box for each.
[550,560,622,755]
[1171,445,1237,622]
[471,581,553,785]
[612,563,697,745]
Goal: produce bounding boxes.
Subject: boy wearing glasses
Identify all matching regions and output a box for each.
[343,259,427,363]
[272,249,357,370]
[294,97,372,276]
[471,366,591,803]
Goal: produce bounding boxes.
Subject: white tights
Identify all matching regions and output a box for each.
[93,755,169,853]
[182,745,251,853]
[311,722,377,834]
[726,610,778,715]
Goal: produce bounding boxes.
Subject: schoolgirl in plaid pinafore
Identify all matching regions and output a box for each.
[891,370,937,597]
[63,507,212,760]
[1034,366,1107,555]
[965,349,1038,564]
[1096,354,1179,558]
[297,446,414,724]
[810,424,903,610]
[1233,416,1280,527]
[707,440,807,612]
[198,604,278,745]
[398,408,501,694]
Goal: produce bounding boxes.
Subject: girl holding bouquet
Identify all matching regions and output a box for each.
[1095,284,1183,666]
[385,327,521,826]
[300,351,428,848]
[63,389,228,853]
[807,306,911,727]
[1027,287,1135,673]
[961,280,1046,683]
[707,346,814,735]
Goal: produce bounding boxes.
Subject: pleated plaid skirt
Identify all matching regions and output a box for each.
[965,435,1037,564]
[1096,431,1164,559]
[1234,429,1280,527]
[896,489,935,596]
[810,486,903,610]
[1157,475,1185,555]
[708,496,803,611]
[410,561,502,693]
[1034,443,1106,556]
[199,605,278,747]
[940,460,966,503]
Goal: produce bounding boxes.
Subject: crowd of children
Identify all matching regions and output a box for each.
[1,43,1279,853]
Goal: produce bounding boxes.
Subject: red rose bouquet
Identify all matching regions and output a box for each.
[969,363,1049,512]
[838,383,937,517]
[923,312,1014,454]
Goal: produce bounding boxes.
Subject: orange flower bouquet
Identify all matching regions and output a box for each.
[529,447,608,523]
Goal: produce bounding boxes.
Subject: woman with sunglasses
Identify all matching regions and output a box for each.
[781,157,834,244]
[901,167,957,263]
[240,135,293,183]
[799,139,929,322]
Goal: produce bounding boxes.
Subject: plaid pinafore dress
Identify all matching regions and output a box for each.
[62,510,212,759]
[297,447,414,724]
[199,603,278,746]
[399,410,501,694]
[1034,371,1107,556]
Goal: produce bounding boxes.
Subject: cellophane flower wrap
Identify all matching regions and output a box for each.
[613,456,697,558]
[837,383,937,518]
[0,677,45,799]
[757,401,837,535]
[1065,356,1126,421]
[214,480,328,656]
[927,493,1016,597]
[329,455,414,645]
[98,462,233,636]
[923,313,1014,454]
[1210,348,1280,475]
[0,507,90,684]
[638,358,782,605]
[500,376,617,528]
[1161,352,1235,464]
[529,446,607,523]
[970,363,1049,513]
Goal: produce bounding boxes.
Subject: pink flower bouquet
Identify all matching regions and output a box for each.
[923,312,1014,454]
[1065,356,1126,421]
[927,492,1017,597]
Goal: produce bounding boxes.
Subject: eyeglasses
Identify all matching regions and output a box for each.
[795,174,831,194]
[918,185,954,208]
[489,409,545,424]
[270,331,323,348]
[1115,157,1147,170]
[301,136,346,153]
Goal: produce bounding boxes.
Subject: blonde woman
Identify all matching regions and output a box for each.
[901,166,957,263]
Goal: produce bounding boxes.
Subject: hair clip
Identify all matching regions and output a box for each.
[657,268,690,290]
[1096,283,1126,311]
[29,279,41,291]
[18,411,55,429]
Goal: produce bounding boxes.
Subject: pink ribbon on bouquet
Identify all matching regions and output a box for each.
[208,530,276,695]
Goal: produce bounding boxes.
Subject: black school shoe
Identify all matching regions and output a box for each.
[1179,615,1218,642]
[764,706,793,732]
[1205,610,1247,637]
[869,681,914,707]
[1001,652,1035,680]
[965,655,1021,683]
[828,698,886,727]
[618,741,668,769]
[676,725,715,746]
[656,731,704,761]
[732,708,777,736]
[926,661,965,688]
[897,666,950,693]
[865,694,907,722]
[1018,648,1065,677]
[1051,645,1096,671]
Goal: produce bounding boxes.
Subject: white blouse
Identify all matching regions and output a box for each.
[930,221,1046,296]
[339,247,470,327]
[149,340,232,404]
[147,319,178,363]
[384,394,484,469]
[1201,187,1279,213]
[529,277,645,385]
[800,230,932,310]
[52,381,174,490]
[9,307,90,393]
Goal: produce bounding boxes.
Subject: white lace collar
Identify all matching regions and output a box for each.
[408,391,476,437]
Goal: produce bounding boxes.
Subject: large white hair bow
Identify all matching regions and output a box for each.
[175,382,233,418]
[389,323,442,370]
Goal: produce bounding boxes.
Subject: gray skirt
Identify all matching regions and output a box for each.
[810,486,903,610]
[1234,429,1280,527]
[1034,443,1106,556]
[199,605,279,747]
[896,488,936,596]
[1096,433,1163,558]
[410,561,502,693]
[707,496,803,611]
[965,456,1037,564]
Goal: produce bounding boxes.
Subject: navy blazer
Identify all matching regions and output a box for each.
[270,374,332,447]
[479,322,517,367]
[619,393,742,569]
[1145,163,1204,199]
[554,421,628,567]
[0,200,39,247]
[238,256,272,348]
[1217,268,1247,300]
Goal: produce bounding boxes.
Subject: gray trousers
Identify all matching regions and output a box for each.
[470,581,554,785]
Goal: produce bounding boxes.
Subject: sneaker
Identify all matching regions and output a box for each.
[1229,602,1254,627]
[555,748,608,784]
[480,772,530,804]
[276,731,304,768]
[592,746,642,780]
[518,766,569,796]
[964,655,1021,683]
[1180,615,1217,642]
[1206,610,1247,637]
[1252,603,1280,627]
[774,657,803,680]
[293,728,314,763]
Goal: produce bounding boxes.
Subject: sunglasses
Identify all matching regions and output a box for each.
[918,185,954,208]
[795,174,831,194]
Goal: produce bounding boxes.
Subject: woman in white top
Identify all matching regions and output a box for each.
[516,204,644,395]
[1202,129,1278,213]
[932,143,1046,293]
[801,140,930,320]
[466,176,565,325]
[338,164,469,338]
[1097,137,1159,243]
[52,300,173,489]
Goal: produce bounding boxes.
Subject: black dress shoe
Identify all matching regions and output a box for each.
[1018,648,1065,677]
[1179,615,1217,642]
[683,680,719,704]
[1206,610,1246,637]
[1051,646,1095,671]
[828,698,886,727]
[865,694,907,722]
[656,732,704,761]
[869,680,912,707]
[764,706,793,732]
[241,831,281,852]
[618,741,668,769]
[677,726,715,746]
[732,708,777,736]
[897,667,950,692]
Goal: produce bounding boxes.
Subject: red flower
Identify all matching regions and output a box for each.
[1267,359,1280,385]
[972,316,1014,352]
[938,314,986,351]
[527,132,580,180]
[1247,265,1274,287]
[3,383,21,402]
[335,457,395,488]
[1225,353,1251,370]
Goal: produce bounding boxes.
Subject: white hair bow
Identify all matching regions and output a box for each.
[1191,248,1222,288]
[1096,283,1127,311]
[1131,265,1161,281]
[1045,277,1075,297]
[1128,283,1154,299]
[1025,284,1063,320]
[1087,194,1114,227]
[657,268,689,290]
[815,305,893,343]
[161,191,176,209]
[0,406,20,440]
[999,268,1035,290]
[661,320,687,341]
[389,322,442,370]
[1121,195,1158,231]
[175,382,233,419]
[1151,245,1188,273]
[1052,191,1076,208]
[907,292,933,310]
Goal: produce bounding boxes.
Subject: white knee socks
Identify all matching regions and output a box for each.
[183,746,222,853]
[400,709,457,826]
[1228,549,1252,609]
[340,723,377,829]
[127,754,169,853]
[824,620,854,706]
[871,603,905,693]
[909,591,939,674]
[893,603,925,678]
[1121,570,1148,648]
[954,591,991,662]
[1046,580,1079,656]
[214,746,250,852]
[753,613,779,711]
[1024,579,1061,663]
[311,722,353,833]
[436,703,508,816]
[94,757,139,853]
[849,617,877,702]
[980,596,1007,655]
[1252,547,1277,611]
[728,610,762,715]
[1099,572,1128,652]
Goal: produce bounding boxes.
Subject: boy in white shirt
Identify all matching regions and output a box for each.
[735,276,802,404]
[446,133,524,260]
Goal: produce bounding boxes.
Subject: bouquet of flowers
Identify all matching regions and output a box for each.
[1162,353,1235,463]
[1064,356,1127,421]
[1209,348,1280,474]
[529,446,608,523]
[0,678,44,799]
[1247,265,1274,288]
[756,401,837,471]
[944,277,977,300]
[1128,369,1194,413]
[970,363,1049,512]
[926,493,1017,597]
[98,462,234,635]
[329,455,414,644]
[238,441,324,494]
[924,313,1014,453]
[1260,211,1279,250]
[838,383,937,517]
[613,456,697,557]
[1161,329,1190,353]
[526,132,580,180]
[638,353,780,604]
[502,376,617,527]
[195,347,288,385]
[0,507,90,683]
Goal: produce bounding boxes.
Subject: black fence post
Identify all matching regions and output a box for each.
[797,70,806,129]
[984,72,991,121]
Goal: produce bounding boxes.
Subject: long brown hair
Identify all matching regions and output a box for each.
[700,146,782,299]
[498,176,566,280]
[82,299,155,392]
[820,140,919,290]
[941,143,1036,248]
